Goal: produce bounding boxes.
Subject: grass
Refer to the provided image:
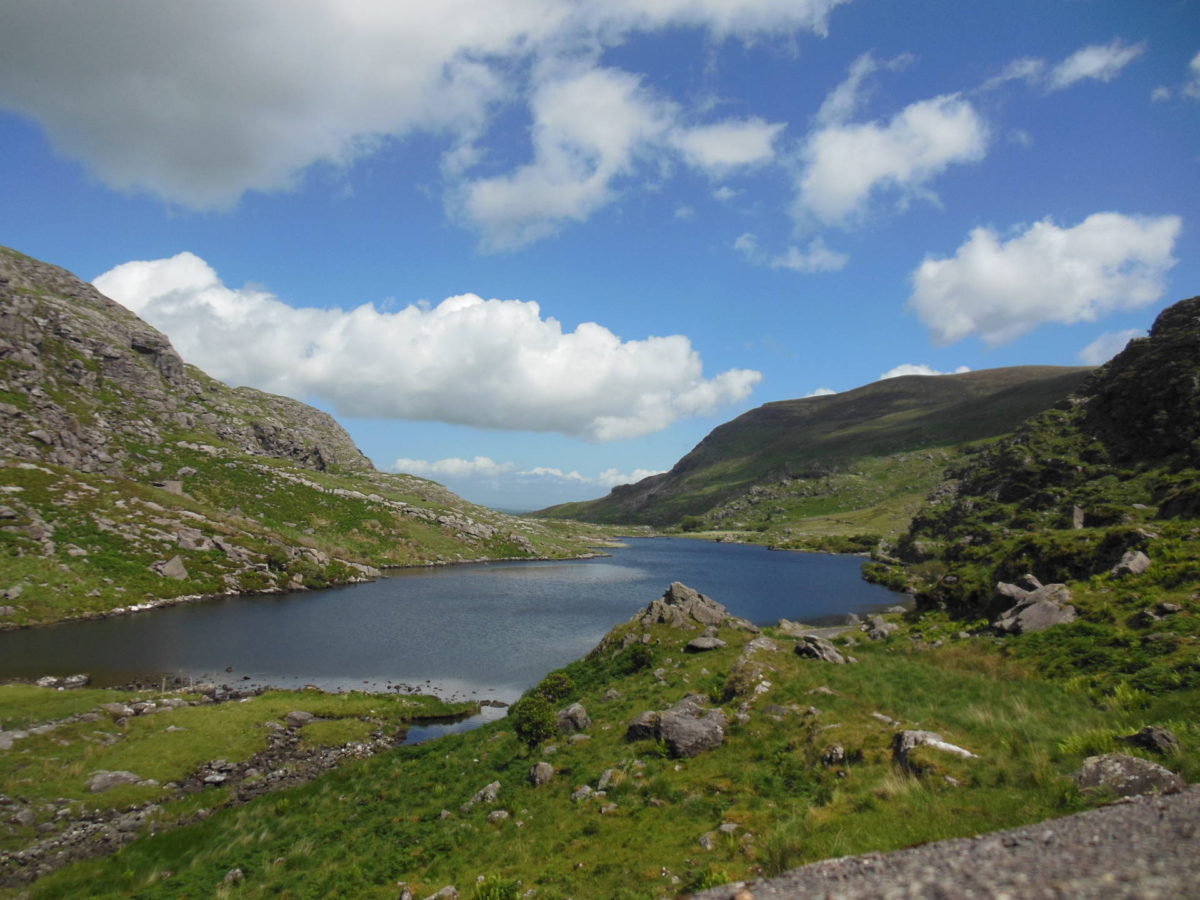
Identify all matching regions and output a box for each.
[8,610,1193,900]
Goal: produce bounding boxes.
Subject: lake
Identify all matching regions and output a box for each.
[0,538,903,704]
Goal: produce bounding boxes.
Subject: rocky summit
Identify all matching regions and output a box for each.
[0,247,600,626]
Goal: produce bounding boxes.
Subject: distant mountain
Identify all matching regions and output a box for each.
[538,365,1093,528]
[0,247,599,626]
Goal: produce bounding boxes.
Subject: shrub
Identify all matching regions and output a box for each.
[534,671,575,703]
[508,694,555,749]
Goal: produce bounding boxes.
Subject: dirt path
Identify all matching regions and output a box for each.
[693,787,1200,899]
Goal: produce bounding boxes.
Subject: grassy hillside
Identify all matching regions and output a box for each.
[4,586,1195,899]
[0,247,607,627]
[538,367,1092,529]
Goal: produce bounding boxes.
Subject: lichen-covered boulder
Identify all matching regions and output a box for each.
[1073,754,1184,797]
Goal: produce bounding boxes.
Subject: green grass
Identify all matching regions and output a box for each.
[10,612,1193,900]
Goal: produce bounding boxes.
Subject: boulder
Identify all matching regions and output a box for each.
[993,584,1077,634]
[529,761,554,787]
[1073,754,1184,797]
[863,616,898,641]
[1111,550,1151,577]
[154,555,189,580]
[656,695,727,758]
[1121,726,1181,756]
[100,702,135,718]
[795,634,853,664]
[892,730,976,772]
[625,710,660,742]
[285,710,315,728]
[0,605,15,617]
[87,770,144,792]
[556,702,592,734]
[61,673,89,689]
[685,636,726,652]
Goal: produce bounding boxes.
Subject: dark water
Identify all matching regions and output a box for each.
[0,538,902,703]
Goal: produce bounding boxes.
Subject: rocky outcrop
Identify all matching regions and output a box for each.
[795,634,855,664]
[635,582,757,632]
[0,248,371,476]
[626,695,727,758]
[992,583,1077,634]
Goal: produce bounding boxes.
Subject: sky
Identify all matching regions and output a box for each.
[1,0,1197,510]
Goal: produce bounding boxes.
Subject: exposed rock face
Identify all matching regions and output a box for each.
[87,771,145,793]
[1073,754,1185,797]
[625,695,727,758]
[0,248,372,476]
[685,635,726,652]
[1111,549,1151,577]
[992,583,1077,634]
[863,615,898,641]
[636,582,756,632]
[528,762,554,787]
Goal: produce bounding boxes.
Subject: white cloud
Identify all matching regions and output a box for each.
[0,1,835,223]
[391,457,516,478]
[674,205,696,220]
[712,186,739,202]
[979,57,1046,92]
[670,117,784,174]
[734,232,849,273]
[597,467,665,487]
[795,85,988,227]
[93,252,762,440]
[456,64,787,249]
[879,363,970,380]
[1151,86,1173,103]
[1185,51,1200,100]
[909,212,1181,345]
[387,457,663,489]
[1046,39,1145,91]
[814,51,914,126]
[1078,328,1143,365]
[805,387,836,397]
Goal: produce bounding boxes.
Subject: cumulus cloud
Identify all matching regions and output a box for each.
[1077,329,1144,365]
[456,65,787,249]
[1187,51,1200,99]
[734,232,849,273]
[805,387,837,397]
[909,212,1181,345]
[1046,39,1145,91]
[794,56,988,227]
[93,252,761,440]
[387,457,663,490]
[879,363,970,380]
[0,0,829,227]
[712,186,739,202]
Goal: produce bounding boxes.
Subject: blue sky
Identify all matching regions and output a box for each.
[1,0,1197,510]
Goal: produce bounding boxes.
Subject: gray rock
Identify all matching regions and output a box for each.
[570,785,594,802]
[285,710,315,728]
[993,584,1077,634]
[460,780,501,813]
[35,675,61,688]
[424,888,458,900]
[892,730,976,771]
[61,673,89,689]
[597,768,621,790]
[0,605,15,617]
[863,615,898,641]
[1121,726,1181,756]
[154,555,189,580]
[821,744,846,766]
[223,868,244,885]
[795,634,852,664]
[1073,754,1184,797]
[625,710,660,742]
[656,696,728,758]
[556,702,592,734]
[100,703,135,718]
[1111,549,1151,577]
[87,770,144,792]
[529,761,554,787]
[635,582,757,632]
[685,635,727,652]
[486,809,509,823]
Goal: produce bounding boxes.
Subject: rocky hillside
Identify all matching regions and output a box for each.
[538,365,1092,531]
[0,247,601,627]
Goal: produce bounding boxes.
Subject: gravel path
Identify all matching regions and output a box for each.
[692,787,1200,899]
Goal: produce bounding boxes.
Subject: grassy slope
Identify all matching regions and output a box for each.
[539,367,1092,528]
[8,609,1196,900]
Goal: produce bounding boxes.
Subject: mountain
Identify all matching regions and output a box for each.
[538,365,1093,530]
[0,247,600,626]
[880,295,1200,620]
